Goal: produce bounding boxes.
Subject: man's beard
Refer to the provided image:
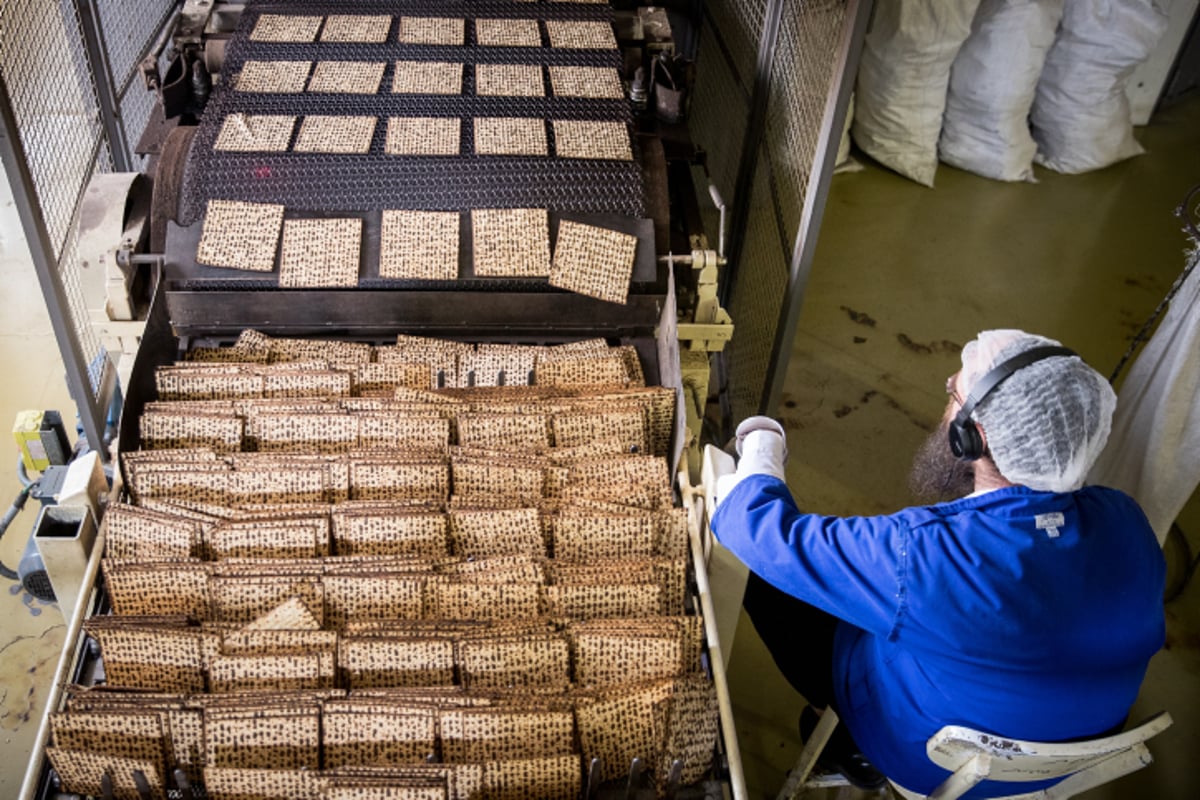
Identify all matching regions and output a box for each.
[908,420,976,504]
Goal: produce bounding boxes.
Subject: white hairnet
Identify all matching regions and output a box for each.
[959,330,1116,493]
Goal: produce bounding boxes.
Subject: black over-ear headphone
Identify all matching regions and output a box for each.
[948,345,1077,461]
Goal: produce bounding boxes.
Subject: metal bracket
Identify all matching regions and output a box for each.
[624,757,646,798]
[663,249,734,353]
[177,0,217,46]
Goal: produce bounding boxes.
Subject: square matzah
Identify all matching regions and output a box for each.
[549,220,638,304]
[278,218,363,288]
[294,116,377,153]
[554,120,632,160]
[237,61,312,93]
[381,210,460,280]
[393,61,463,94]
[549,66,624,98]
[214,114,295,152]
[307,61,386,94]
[546,20,617,49]
[474,117,547,156]
[475,18,542,48]
[321,15,392,43]
[475,64,544,97]
[399,16,465,45]
[196,200,285,273]
[471,209,550,277]
[385,117,461,155]
[250,14,321,43]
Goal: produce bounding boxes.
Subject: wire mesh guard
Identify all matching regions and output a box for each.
[0,0,168,418]
[688,0,853,421]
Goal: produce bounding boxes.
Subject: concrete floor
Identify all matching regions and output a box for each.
[0,94,1197,799]
[0,160,73,796]
[726,91,1200,800]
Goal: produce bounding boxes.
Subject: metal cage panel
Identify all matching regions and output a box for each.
[705,0,766,91]
[1,0,174,455]
[689,0,869,425]
[766,1,850,249]
[690,21,752,222]
[725,149,790,422]
[1,0,108,257]
[98,0,164,89]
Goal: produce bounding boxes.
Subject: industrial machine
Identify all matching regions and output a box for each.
[79,0,733,455]
[18,2,748,798]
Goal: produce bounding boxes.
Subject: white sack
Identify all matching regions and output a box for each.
[852,0,982,187]
[939,0,1066,182]
[1031,0,1168,174]
[836,93,854,168]
[1089,249,1200,546]
[834,93,863,174]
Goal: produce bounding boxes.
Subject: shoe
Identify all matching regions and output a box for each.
[799,706,888,791]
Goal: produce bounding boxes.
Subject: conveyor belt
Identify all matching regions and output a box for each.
[179,0,647,223]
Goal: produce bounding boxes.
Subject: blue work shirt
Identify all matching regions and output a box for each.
[712,475,1165,797]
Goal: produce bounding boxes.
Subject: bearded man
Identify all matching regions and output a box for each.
[711,329,1165,797]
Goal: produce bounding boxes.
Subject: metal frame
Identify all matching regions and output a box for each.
[72,0,132,172]
[720,0,787,310]
[762,0,873,415]
[694,0,874,428]
[0,74,116,462]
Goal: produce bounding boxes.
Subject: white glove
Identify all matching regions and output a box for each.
[713,417,787,507]
[734,416,788,468]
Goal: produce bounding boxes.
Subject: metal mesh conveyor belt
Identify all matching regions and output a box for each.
[179,0,646,224]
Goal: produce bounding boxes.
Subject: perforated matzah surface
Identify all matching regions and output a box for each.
[307,62,386,94]
[475,64,544,97]
[548,219,638,304]
[553,120,631,160]
[47,749,163,800]
[475,18,542,48]
[471,208,550,277]
[294,116,377,153]
[392,61,463,95]
[380,210,460,280]
[399,16,465,45]
[385,117,461,156]
[548,66,623,98]
[214,114,296,152]
[545,20,616,49]
[250,14,322,43]
[196,200,285,272]
[321,15,392,43]
[278,218,362,288]
[237,61,312,93]
[474,117,546,156]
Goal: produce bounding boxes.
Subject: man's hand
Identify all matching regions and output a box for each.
[713,417,787,507]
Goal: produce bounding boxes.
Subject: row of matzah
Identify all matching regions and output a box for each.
[105,500,688,561]
[249,14,616,50]
[214,114,631,160]
[85,606,701,693]
[102,559,687,623]
[141,398,660,453]
[51,674,711,798]
[121,449,672,509]
[196,203,638,303]
[233,61,621,99]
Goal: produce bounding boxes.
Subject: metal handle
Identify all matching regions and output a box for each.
[708,185,727,262]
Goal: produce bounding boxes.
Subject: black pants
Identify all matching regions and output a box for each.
[742,570,839,711]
